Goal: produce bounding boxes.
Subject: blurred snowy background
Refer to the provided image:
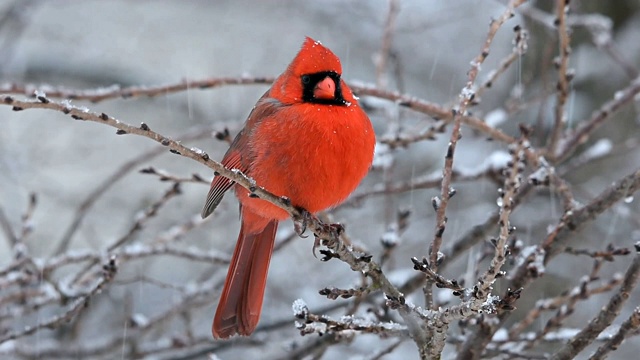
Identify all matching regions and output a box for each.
[1,0,639,359]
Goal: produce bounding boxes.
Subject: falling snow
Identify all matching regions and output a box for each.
[130,313,149,327]
[372,143,394,170]
[457,150,511,177]
[580,138,613,161]
[492,328,508,342]
[484,108,507,127]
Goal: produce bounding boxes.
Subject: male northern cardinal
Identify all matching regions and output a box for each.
[202,37,375,339]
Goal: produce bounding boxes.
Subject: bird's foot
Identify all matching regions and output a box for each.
[293,209,346,258]
[322,222,345,237]
[314,222,345,257]
[293,208,316,238]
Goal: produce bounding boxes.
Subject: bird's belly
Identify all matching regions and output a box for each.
[240,129,371,219]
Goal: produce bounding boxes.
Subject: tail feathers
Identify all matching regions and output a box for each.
[212,217,278,338]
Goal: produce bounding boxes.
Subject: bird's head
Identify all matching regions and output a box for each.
[271,37,353,106]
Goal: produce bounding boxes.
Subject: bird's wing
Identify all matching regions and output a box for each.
[201,93,281,219]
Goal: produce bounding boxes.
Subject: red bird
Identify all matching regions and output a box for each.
[202,37,376,339]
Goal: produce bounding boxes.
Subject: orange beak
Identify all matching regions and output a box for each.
[313,77,336,100]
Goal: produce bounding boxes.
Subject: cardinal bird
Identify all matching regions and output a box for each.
[202,37,375,339]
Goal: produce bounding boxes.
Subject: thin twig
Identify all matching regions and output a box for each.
[547,0,571,156]
[590,306,640,360]
[0,256,118,343]
[354,84,516,144]
[434,130,528,359]
[139,166,208,184]
[0,77,274,102]
[427,0,526,316]
[2,80,517,145]
[557,76,640,162]
[70,182,183,286]
[0,205,18,247]
[375,0,400,89]
[0,92,428,355]
[53,125,218,255]
[293,299,409,338]
[511,266,624,347]
[551,244,640,360]
[476,25,529,101]
[457,168,640,359]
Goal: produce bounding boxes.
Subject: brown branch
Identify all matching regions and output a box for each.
[312,220,430,354]
[476,25,529,101]
[293,299,409,337]
[353,84,516,144]
[3,79,518,146]
[53,125,218,255]
[70,182,182,286]
[542,169,640,258]
[0,205,17,247]
[399,181,534,296]
[557,76,640,162]
[547,0,572,156]
[0,256,118,343]
[1,93,428,355]
[472,136,527,298]
[510,265,625,347]
[457,168,640,359]
[548,167,577,211]
[319,285,371,300]
[590,306,640,360]
[375,0,400,89]
[366,339,405,360]
[0,94,291,219]
[0,77,275,102]
[432,131,528,359]
[0,192,37,250]
[340,166,488,209]
[522,7,638,78]
[18,193,37,242]
[139,166,209,184]
[410,257,465,294]
[43,244,229,275]
[379,119,446,149]
[551,243,640,360]
[427,0,526,321]
[564,244,631,260]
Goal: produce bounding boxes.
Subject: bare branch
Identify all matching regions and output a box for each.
[1,92,432,356]
[548,0,572,156]
[476,25,529,101]
[590,306,640,360]
[0,205,17,247]
[427,0,526,321]
[0,255,118,343]
[0,77,274,102]
[293,299,409,338]
[557,76,640,162]
[375,0,400,89]
[2,80,517,145]
[139,166,209,184]
[551,244,640,360]
[457,168,640,359]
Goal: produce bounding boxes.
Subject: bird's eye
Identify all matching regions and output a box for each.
[301,75,311,84]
